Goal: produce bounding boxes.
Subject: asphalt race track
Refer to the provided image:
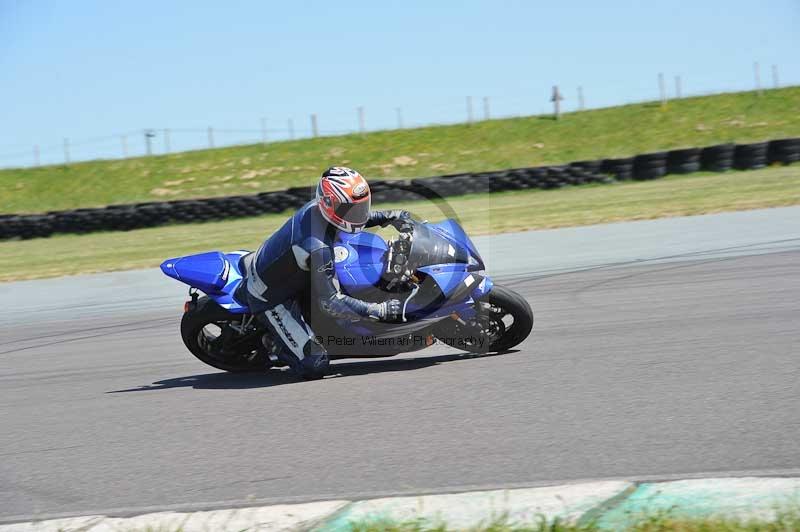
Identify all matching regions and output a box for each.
[1,208,799,522]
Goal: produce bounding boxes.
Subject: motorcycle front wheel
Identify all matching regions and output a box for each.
[437,284,534,354]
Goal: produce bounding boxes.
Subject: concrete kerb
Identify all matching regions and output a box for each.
[0,501,350,532]
[319,481,633,531]
[2,477,800,531]
[596,477,800,530]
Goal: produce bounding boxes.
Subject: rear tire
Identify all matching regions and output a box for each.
[180,296,267,372]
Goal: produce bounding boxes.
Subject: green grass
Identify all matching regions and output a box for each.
[2,88,800,214]
[1,166,797,283]
[76,509,800,532]
[341,508,800,531]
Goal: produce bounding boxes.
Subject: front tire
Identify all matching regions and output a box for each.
[437,284,533,354]
[483,285,534,351]
[180,296,267,372]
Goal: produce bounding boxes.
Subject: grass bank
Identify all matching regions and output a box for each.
[1,166,797,282]
[2,88,799,214]
[344,509,800,531]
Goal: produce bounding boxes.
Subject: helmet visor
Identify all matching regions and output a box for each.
[334,199,370,228]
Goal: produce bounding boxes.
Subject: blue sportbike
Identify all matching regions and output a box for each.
[161,218,533,372]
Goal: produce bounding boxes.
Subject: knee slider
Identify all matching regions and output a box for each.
[302,341,329,373]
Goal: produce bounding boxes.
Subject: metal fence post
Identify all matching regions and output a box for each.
[658,72,667,107]
[754,62,763,95]
[551,86,563,120]
[144,129,155,155]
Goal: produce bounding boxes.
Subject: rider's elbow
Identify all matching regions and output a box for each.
[317,292,366,321]
[318,293,348,319]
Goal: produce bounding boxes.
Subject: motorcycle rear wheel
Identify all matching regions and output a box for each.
[180,296,267,372]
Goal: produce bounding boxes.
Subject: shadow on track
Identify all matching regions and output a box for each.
[107,350,514,393]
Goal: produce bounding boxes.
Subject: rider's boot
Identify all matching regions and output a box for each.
[262,333,328,380]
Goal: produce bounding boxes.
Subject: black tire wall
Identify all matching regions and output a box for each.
[3,137,798,241]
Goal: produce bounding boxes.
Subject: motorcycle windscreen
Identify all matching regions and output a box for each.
[406,222,472,268]
[428,219,484,269]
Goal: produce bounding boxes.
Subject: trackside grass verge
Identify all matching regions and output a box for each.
[1,166,798,282]
[2,87,799,213]
[40,511,800,532]
[341,508,800,531]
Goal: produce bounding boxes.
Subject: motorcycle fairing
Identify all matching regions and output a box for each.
[161,251,227,293]
[417,263,481,300]
[213,251,249,312]
[334,231,387,293]
[428,219,485,270]
[160,251,249,313]
[341,274,488,339]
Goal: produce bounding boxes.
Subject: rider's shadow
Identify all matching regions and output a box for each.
[107,350,514,393]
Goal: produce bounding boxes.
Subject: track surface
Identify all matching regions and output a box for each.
[1,208,799,521]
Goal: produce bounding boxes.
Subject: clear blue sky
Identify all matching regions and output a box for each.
[1,0,798,166]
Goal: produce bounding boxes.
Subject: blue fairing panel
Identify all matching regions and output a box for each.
[160,250,250,313]
[160,251,229,293]
[472,275,493,299]
[335,231,387,293]
[417,263,480,299]
[213,251,249,313]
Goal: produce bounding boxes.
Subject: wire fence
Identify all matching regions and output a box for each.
[0,62,792,170]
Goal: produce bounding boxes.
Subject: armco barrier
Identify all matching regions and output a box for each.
[1,138,798,241]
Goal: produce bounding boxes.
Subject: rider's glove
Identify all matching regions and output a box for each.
[380,210,412,231]
[367,299,404,322]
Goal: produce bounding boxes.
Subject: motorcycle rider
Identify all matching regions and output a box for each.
[242,167,411,379]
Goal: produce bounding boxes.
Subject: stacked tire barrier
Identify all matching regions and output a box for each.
[2,138,798,241]
[667,147,702,174]
[0,191,307,241]
[734,141,769,170]
[700,143,736,171]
